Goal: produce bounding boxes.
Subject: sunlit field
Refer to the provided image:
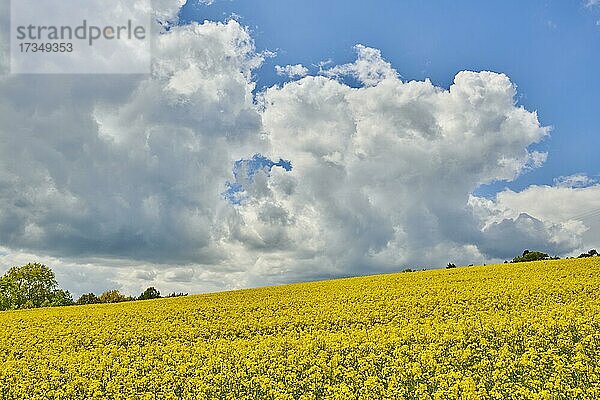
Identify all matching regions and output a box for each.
[1,258,599,399]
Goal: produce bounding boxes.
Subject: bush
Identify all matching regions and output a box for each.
[578,249,598,258]
[512,250,550,263]
[166,292,188,298]
[138,287,161,301]
[77,293,101,305]
[47,289,74,307]
[99,290,130,304]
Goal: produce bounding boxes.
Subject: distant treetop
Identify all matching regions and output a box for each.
[512,250,550,263]
[138,287,161,301]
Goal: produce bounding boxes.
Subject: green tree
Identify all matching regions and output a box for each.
[99,290,129,304]
[76,293,100,305]
[47,289,74,307]
[166,292,188,298]
[0,276,13,311]
[138,287,161,301]
[512,250,550,263]
[1,263,61,309]
[579,249,598,258]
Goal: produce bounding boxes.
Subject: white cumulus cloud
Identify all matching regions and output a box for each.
[323,45,398,86]
[275,64,309,79]
[554,174,597,188]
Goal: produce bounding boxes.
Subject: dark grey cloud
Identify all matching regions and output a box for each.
[479,213,578,259]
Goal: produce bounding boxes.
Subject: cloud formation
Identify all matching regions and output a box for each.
[275,64,309,79]
[472,182,600,257]
[554,174,597,188]
[323,45,398,86]
[0,1,597,296]
[0,17,264,268]
[223,154,293,205]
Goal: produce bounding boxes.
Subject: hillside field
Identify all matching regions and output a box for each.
[1,259,599,399]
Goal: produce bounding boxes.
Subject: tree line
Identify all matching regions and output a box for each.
[509,249,598,263]
[445,248,599,269]
[0,263,186,311]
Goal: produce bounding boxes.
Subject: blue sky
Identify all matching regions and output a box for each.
[181,0,600,196]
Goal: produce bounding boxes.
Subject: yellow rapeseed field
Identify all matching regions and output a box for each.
[1,258,599,399]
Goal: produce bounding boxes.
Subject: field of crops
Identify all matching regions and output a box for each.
[1,258,599,399]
